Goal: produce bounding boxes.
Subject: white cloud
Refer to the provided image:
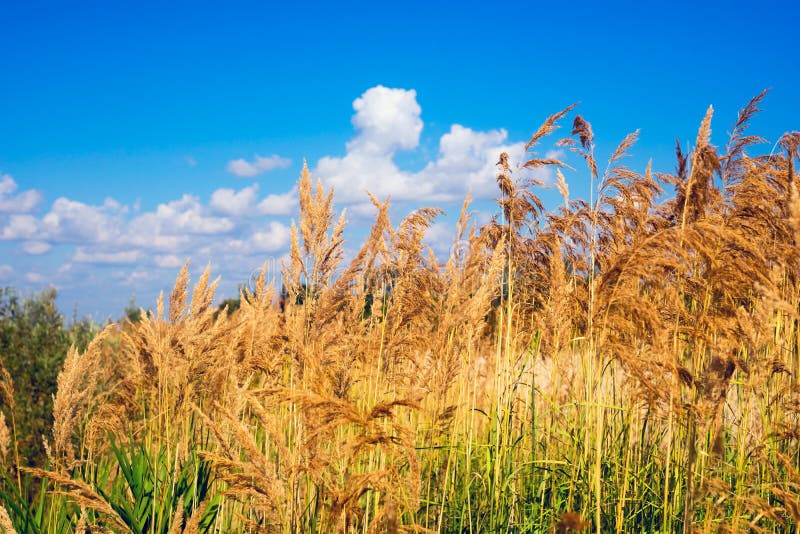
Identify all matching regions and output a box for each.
[155,254,185,269]
[257,189,297,216]
[1,215,40,240]
[25,272,46,284]
[250,221,291,252]
[350,86,423,155]
[348,201,379,220]
[415,125,526,200]
[0,86,563,318]
[423,221,459,255]
[0,174,42,214]
[313,85,529,204]
[73,249,141,264]
[42,197,123,243]
[130,195,235,242]
[21,241,52,255]
[123,270,158,286]
[210,184,259,215]
[227,154,291,178]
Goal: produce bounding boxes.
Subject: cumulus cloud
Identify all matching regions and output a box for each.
[350,86,423,155]
[211,184,260,215]
[0,179,297,302]
[0,175,42,213]
[122,270,159,286]
[0,85,558,316]
[1,215,39,240]
[21,241,52,255]
[250,221,291,252]
[257,189,297,216]
[416,125,526,200]
[41,197,123,243]
[73,248,141,265]
[130,195,235,242]
[424,220,458,245]
[25,272,46,284]
[227,154,291,178]
[314,85,530,204]
[154,254,185,269]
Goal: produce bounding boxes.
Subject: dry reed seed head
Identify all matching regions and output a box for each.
[789,179,800,242]
[571,115,594,150]
[182,497,212,534]
[22,100,800,531]
[52,328,115,468]
[722,90,769,183]
[74,508,88,534]
[555,169,570,206]
[190,264,220,318]
[608,129,640,166]
[23,467,128,532]
[696,105,714,150]
[0,412,9,463]
[497,151,509,172]
[0,366,14,410]
[169,262,190,323]
[566,114,598,180]
[779,131,800,160]
[524,102,578,151]
[168,505,184,534]
[0,504,16,534]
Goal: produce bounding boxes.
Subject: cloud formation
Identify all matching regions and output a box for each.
[0,85,552,317]
[314,85,533,204]
[227,154,291,177]
[0,174,42,213]
[21,241,51,255]
[0,187,292,270]
[210,184,260,215]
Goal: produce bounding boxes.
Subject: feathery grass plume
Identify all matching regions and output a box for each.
[168,505,184,534]
[169,261,190,324]
[51,329,112,467]
[571,115,598,180]
[23,467,128,531]
[0,367,13,416]
[13,97,800,533]
[780,131,799,191]
[182,496,213,534]
[676,105,722,227]
[0,413,9,463]
[74,508,88,534]
[555,168,570,206]
[721,89,769,189]
[0,504,15,534]
[286,161,345,299]
[0,361,18,488]
[524,103,578,151]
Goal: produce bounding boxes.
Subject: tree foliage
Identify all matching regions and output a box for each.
[0,287,96,468]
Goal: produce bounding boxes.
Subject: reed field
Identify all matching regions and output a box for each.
[3,93,800,533]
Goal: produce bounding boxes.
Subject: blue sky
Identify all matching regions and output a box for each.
[1,0,798,319]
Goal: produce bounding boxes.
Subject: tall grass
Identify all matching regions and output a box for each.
[1,93,800,532]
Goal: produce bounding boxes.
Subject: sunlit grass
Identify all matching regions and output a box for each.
[1,93,800,533]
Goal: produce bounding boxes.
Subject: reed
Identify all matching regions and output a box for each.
[1,94,799,532]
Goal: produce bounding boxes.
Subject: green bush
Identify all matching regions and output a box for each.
[0,287,97,468]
